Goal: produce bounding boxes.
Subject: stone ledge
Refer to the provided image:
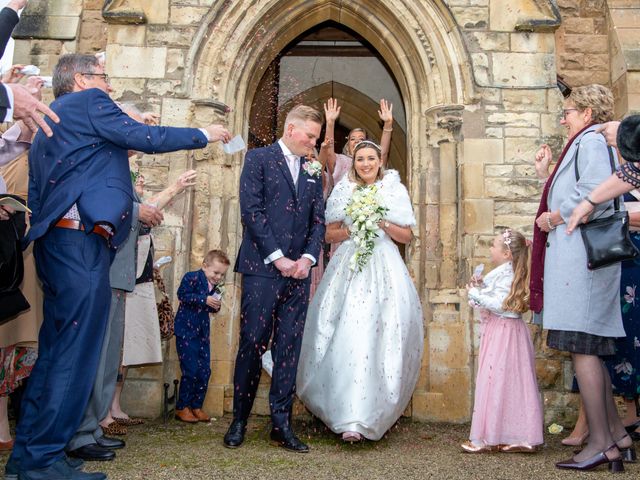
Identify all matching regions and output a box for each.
[490,0,561,33]
[13,15,80,40]
[428,289,462,305]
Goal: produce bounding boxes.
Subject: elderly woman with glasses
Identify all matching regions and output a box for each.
[530,84,633,472]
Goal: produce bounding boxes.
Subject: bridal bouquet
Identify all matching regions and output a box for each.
[345,184,388,272]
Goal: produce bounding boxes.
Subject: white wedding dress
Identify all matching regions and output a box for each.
[296,170,424,440]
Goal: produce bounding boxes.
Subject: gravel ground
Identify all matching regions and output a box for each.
[2,416,638,479]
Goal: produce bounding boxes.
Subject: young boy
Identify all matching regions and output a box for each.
[174,249,230,423]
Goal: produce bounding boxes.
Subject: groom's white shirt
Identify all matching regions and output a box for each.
[262,139,316,266]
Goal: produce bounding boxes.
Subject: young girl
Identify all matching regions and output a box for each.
[462,229,543,453]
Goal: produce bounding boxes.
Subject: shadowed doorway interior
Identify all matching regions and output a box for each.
[248,21,407,181]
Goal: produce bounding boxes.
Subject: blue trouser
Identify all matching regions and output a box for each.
[176,334,211,410]
[232,274,309,429]
[9,228,111,471]
[67,288,125,451]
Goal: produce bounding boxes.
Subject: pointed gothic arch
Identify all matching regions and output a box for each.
[182,0,476,422]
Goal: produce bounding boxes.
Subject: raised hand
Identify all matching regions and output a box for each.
[206,295,221,310]
[175,169,197,193]
[324,98,341,123]
[24,76,44,101]
[8,83,60,137]
[534,144,552,179]
[320,138,334,150]
[2,64,25,84]
[595,121,621,149]
[204,124,231,143]
[7,0,28,12]
[378,99,393,125]
[141,111,160,126]
[138,203,164,227]
[134,174,145,196]
[468,274,483,287]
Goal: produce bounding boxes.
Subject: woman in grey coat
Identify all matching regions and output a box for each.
[532,84,632,472]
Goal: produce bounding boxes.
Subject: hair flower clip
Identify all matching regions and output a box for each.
[502,229,512,249]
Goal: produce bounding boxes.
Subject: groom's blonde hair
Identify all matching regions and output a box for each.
[284,105,323,127]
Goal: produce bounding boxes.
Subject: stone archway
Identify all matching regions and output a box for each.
[183,0,476,422]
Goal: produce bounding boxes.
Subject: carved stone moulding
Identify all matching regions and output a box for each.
[102,0,146,25]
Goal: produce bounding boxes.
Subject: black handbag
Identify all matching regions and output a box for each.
[574,138,639,270]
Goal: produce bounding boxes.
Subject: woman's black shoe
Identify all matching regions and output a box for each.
[556,444,624,473]
[624,420,640,435]
[619,446,637,463]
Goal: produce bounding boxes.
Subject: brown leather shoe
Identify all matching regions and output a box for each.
[175,408,198,423]
[0,439,14,452]
[191,408,211,422]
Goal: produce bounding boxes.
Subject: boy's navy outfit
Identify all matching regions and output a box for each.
[175,269,219,410]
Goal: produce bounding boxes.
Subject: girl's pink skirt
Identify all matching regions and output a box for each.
[469,310,544,447]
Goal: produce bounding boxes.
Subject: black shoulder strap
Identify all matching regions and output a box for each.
[573,131,619,211]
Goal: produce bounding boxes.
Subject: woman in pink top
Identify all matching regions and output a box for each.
[309,98,395,297]
[319,98,393,191]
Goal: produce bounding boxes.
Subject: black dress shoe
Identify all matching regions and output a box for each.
[68,444,115,462]
[95,435,125,450]
[270,427,309,453]
[223,419,247,448]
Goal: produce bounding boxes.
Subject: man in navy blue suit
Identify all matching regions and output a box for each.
[223,105,325,453]
[7,53,230,480]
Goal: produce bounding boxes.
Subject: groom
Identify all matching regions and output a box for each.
[224,105,325,452]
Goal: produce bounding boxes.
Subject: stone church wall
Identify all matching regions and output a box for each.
[9,0,637,425]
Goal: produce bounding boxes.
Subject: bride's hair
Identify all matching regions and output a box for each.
[501,229,531,314]
[349,141,384,185]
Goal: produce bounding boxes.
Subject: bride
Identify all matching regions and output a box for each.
[296,140,424,442]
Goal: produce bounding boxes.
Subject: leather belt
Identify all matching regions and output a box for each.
[54,218,111,241]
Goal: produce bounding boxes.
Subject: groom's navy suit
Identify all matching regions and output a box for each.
[11,88,208,473]
[234,141,325,428]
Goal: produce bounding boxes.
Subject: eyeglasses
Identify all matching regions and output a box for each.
[561,108,578,119]
[80,72,110,84]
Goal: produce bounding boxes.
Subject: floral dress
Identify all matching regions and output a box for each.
[606,198,640,399]
[0,346,37,396]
